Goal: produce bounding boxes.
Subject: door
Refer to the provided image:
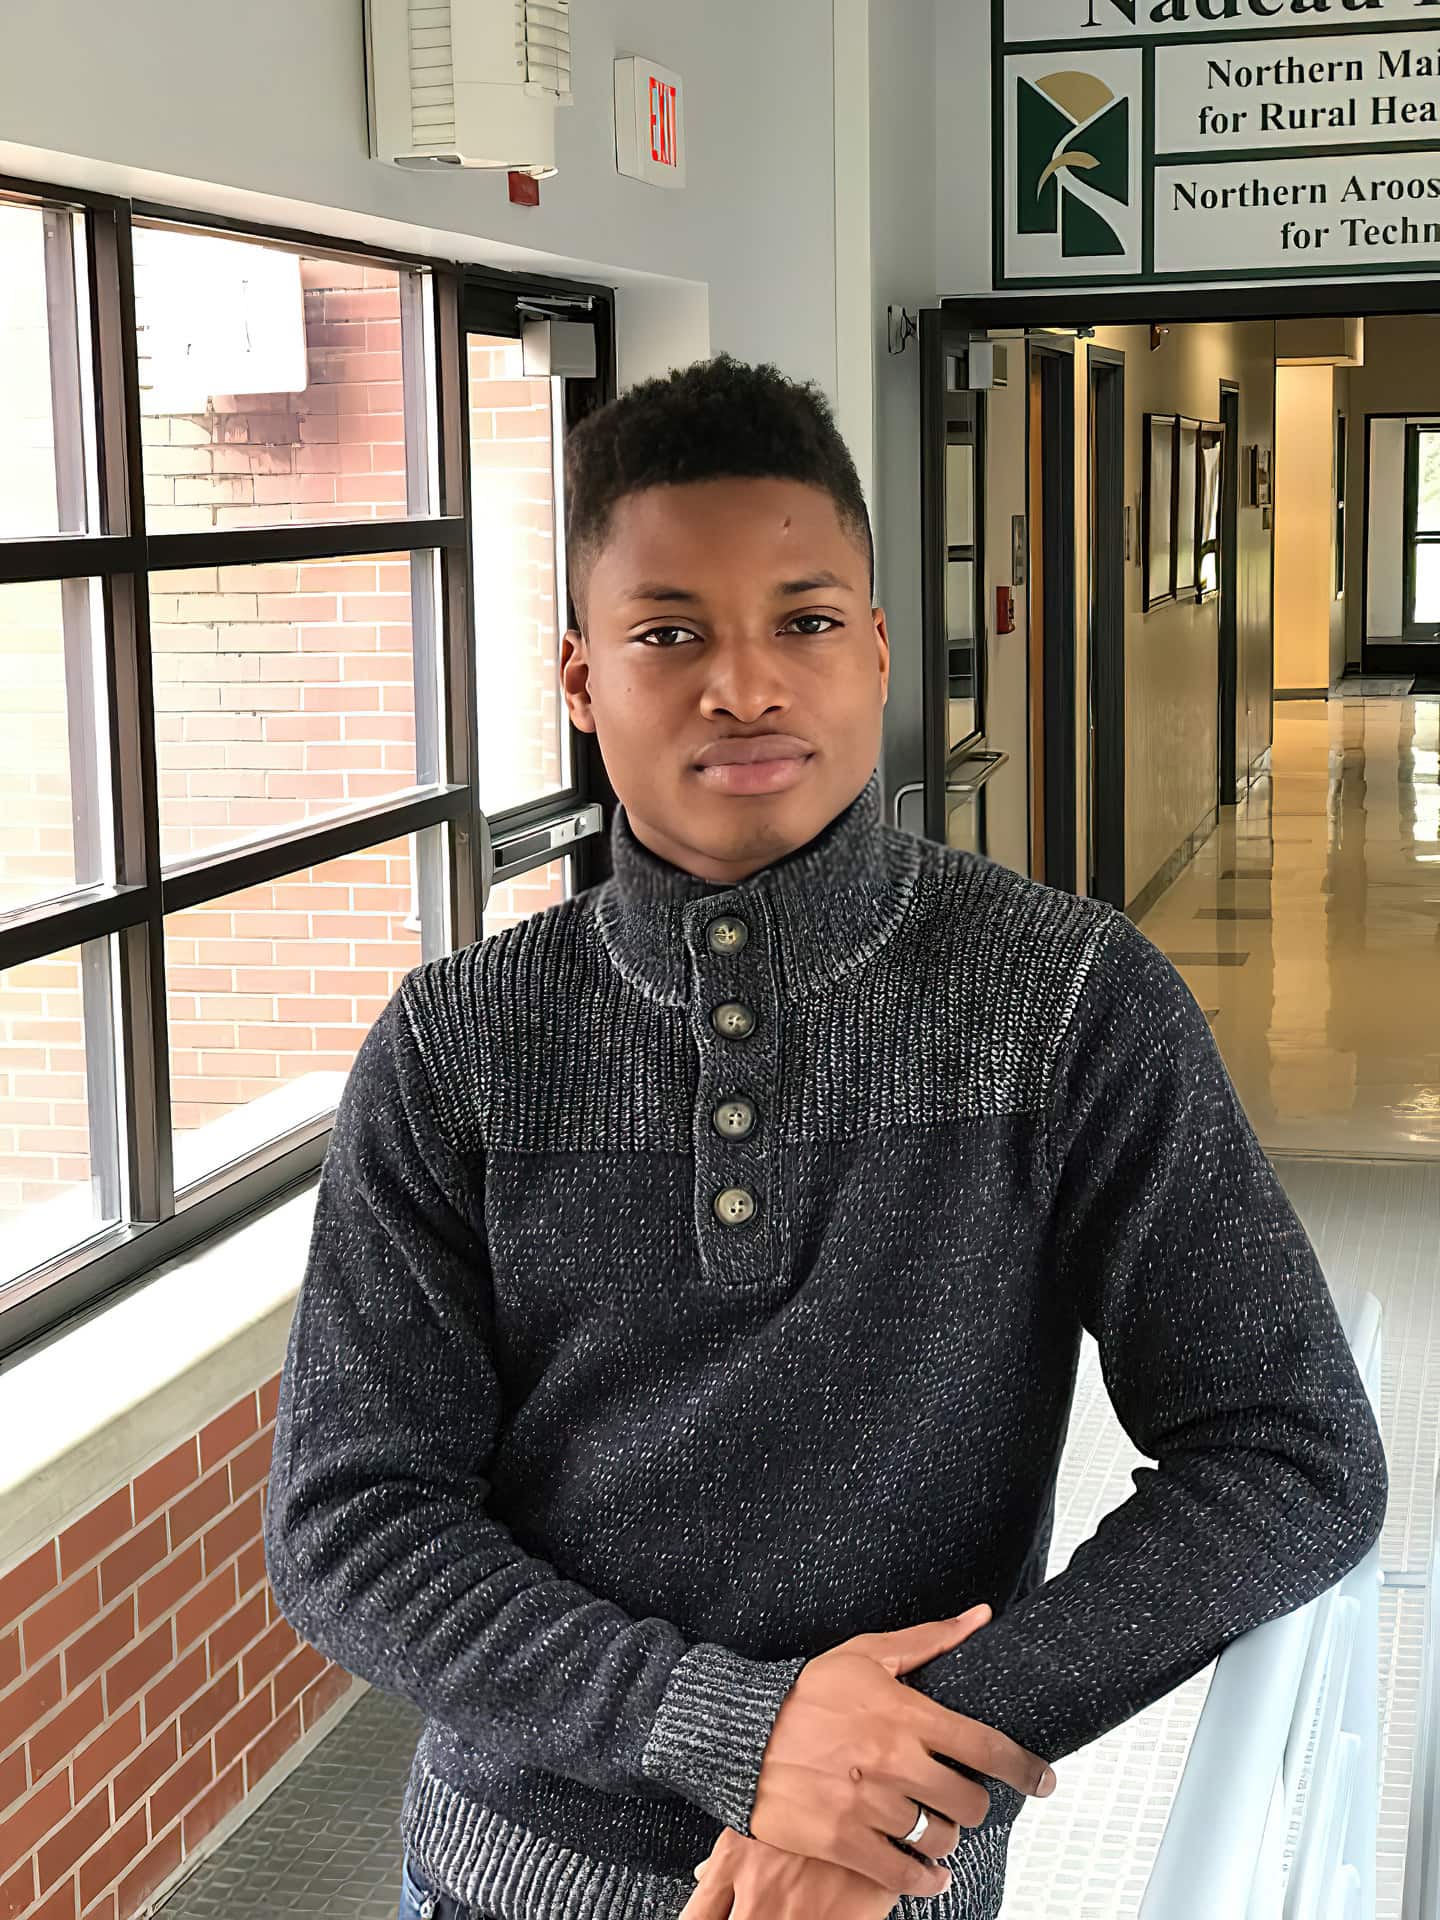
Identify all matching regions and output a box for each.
[1217,382,1240,804]
[461,276,616,934]
[1087,348,1126,908]
[1029,342,1077,891]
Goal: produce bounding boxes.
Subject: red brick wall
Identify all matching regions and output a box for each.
[0,1377,353,1920]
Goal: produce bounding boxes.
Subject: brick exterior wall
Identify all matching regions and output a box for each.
[0,1379,354,1920]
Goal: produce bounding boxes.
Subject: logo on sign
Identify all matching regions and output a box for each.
[1016,67,1133,257]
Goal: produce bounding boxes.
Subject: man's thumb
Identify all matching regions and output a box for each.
[877,1604,993,1675]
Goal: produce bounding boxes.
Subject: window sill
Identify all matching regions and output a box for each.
[0,1176,318,1573]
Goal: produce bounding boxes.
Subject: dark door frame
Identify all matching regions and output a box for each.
[1087,345,1125,908]
[1217,380,1241,806]
[1030,336,1078,893]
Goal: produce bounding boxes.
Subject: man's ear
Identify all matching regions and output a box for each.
[872,607,891,707]
[559,628,597,735]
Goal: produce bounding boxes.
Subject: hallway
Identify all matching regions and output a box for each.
[1138,694,1440,1162]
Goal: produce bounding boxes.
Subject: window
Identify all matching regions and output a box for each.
[0,202,97,538]
[0,184,614,1355]
[1197,426,1224,603]
[1404,423,1440,635]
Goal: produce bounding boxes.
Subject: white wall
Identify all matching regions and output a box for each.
[870,0,938,813]
[0,0,837,392]
[934,3,992,298]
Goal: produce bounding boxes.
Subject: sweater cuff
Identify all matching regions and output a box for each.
[639,1643,808,1834]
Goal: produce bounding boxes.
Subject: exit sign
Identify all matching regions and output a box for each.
[614,57,686,189]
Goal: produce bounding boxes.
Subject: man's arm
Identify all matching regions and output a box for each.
[263,979,804,1833]
[904,919,1387,1765]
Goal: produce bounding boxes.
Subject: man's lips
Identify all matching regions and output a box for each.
[692,735,816,768]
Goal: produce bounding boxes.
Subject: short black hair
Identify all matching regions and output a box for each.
[563,352,874,626]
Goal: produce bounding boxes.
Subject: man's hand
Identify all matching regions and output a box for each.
[678,1828,900,1920]
[748,1604,1057,1899]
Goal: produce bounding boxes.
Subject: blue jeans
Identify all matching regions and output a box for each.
[398,1853,494,1920]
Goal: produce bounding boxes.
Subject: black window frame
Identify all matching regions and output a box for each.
[1403,420,1440,639]
[0,175,616,1362]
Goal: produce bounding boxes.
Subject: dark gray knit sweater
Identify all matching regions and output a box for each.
[264,772,1386,1920]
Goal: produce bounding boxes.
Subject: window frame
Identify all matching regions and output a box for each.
[1403,420,1440,638]
[0,176,616,1360]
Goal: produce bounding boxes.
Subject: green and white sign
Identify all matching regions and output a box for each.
[995,0,1440,283]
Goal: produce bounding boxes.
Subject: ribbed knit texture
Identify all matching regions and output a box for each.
[265,771,1386,1920]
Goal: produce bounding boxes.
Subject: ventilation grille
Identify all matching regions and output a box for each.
[520,0,572,101]
[409,1,456,148]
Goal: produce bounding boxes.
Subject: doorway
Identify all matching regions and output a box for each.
[1029,340,1077,891]
[1087,346,1125,907]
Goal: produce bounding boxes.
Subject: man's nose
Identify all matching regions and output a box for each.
[699,636,790,720]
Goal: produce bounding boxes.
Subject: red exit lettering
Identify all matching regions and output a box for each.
[648,76,678,167]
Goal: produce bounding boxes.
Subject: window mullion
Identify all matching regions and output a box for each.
[436,268,483,950]
[90,203,175,1225]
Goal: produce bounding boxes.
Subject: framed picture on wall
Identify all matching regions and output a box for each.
[1247,442,1273,508]
[1175,418,1200,597]
[1197,425,1224,601]
[1144,413,1177,610]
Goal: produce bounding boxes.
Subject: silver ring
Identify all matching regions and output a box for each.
[902,1803,931,1848]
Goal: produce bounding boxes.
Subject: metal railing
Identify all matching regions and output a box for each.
[1140,1290,1383,1920]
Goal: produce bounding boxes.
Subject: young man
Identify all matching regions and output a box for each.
[264,355,1387,1920]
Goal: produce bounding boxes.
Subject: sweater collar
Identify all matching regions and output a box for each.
[594,770,920,1006]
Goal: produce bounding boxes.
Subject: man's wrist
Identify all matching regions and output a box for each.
[639,1642,807,1833]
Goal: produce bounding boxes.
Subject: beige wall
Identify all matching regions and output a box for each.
[1274,365,1338,695]
[1093,321,1276,905]
[981,322,1276,904]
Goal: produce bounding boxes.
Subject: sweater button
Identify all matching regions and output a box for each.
[706,915,750,956]
[713,1097,756,1140]
[712,1001,756,1040]
[714,1186,757,1226]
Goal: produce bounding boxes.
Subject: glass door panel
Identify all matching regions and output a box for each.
[468,332,571,815]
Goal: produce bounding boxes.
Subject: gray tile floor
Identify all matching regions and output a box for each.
[157,1686,422,1919]
[158,1159,1437,1920]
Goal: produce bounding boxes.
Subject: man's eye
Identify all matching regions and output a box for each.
[787,615,839,635]
[638,626,698,647]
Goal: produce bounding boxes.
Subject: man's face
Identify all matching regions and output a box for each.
[559,476,889,885]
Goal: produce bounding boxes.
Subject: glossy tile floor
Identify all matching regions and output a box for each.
[1140,694,1440,1161]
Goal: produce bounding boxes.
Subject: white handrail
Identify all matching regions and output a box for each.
[1139,1291,1383,1920]
[1401,1459,1439,1919]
